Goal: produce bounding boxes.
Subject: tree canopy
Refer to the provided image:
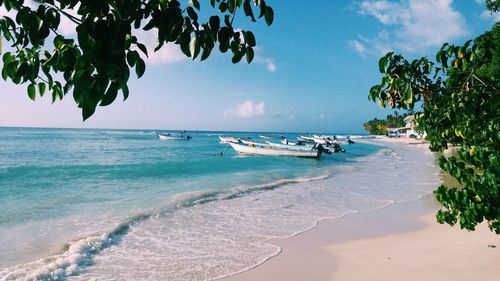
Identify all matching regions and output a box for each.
[364,112,412,135]
[369,21,499,233]
[0,0,273,119]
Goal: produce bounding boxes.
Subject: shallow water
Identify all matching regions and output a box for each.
[0,128,439,280]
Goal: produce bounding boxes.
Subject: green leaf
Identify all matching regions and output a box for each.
[232,49,245,64]
[27,83,36,101]
[2,52,14,64]
[258,0,267,18]
[190,0,200,10]
[379,55,388,73]
[135,58,146,78]
[137,43,148,57]
[120,83,129,101]
[244,0,256,22]
[219,2,228,13]
[209,16,220,31]
[461,59,468,71]
[404,84,413,104]
[127,50,139,67]
[227,0,235,13]
[53,35,65,49]
[38,82,46,97]
[1,67,7,81]
[200,47,212,61]
[82,102,96,121]
[186,7,198,22]
[224,14,232,28]
[264,6,274,26]
[178,32,191,57]
[377,97,386,108]
[100,82,119,106]
[7,61,18,78]
[244,31,256,47]
[245,46,254,63]
[218,27,231,42]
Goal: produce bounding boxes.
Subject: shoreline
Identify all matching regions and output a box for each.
[225,139,499,281]
[224,195,439,281]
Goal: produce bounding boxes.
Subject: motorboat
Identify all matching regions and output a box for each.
[229,142,321,158]
[157,132,192,140]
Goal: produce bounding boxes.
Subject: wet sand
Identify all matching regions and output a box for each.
[225,140,500,281]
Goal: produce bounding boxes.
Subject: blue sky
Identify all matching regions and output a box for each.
[0,0,498,133]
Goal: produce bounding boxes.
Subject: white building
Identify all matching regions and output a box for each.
[387,115,425,138]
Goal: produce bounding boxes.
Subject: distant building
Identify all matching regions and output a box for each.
[386,115,425,138]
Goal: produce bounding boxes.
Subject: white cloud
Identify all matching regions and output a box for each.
[266,61,277,72]
[253,47,277,73]
[358,0,408,25]
[135,30,187,65]
[350,31,393,57]
[480,10,500,22]
[223,100,266,118]
[352,0,469,55]
[349,40,366,56]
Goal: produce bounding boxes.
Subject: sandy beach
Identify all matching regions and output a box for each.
[227,198,500,281]
[226,139,500,281]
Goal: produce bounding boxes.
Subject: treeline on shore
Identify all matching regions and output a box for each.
[363,112,412,135]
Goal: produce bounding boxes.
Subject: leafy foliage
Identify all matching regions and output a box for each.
[363,118,387,135]
[0,0,274,119]
[486,0,500,12]
[364,112,411,135]
[369,23,499,233]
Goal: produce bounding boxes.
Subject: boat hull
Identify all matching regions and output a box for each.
[157,134,191,140]
[267,142,315,151]
[229,142,320,158]
[219,136,239,143]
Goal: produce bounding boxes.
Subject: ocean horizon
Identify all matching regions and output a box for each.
[0,127,439,280]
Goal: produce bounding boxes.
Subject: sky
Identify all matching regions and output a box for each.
[0,0,498,133]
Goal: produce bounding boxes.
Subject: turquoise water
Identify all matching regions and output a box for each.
[0,127,439,280]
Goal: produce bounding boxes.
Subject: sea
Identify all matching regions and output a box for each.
[0,127,440,280]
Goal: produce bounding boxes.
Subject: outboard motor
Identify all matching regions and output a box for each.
[316,143,332,155]
[332,143,346,153]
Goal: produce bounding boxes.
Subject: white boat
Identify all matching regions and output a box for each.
[313,134,336,140]
[219,136,239,143]
[312,135,339,143]
[297,136,316,143]
[280,138,308,146]
[312,137,328,144]
[239,139,268,146]
[259,135,273,139]
[267,141,315,151]
[229,142,320,158]
[157,133,191,140]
